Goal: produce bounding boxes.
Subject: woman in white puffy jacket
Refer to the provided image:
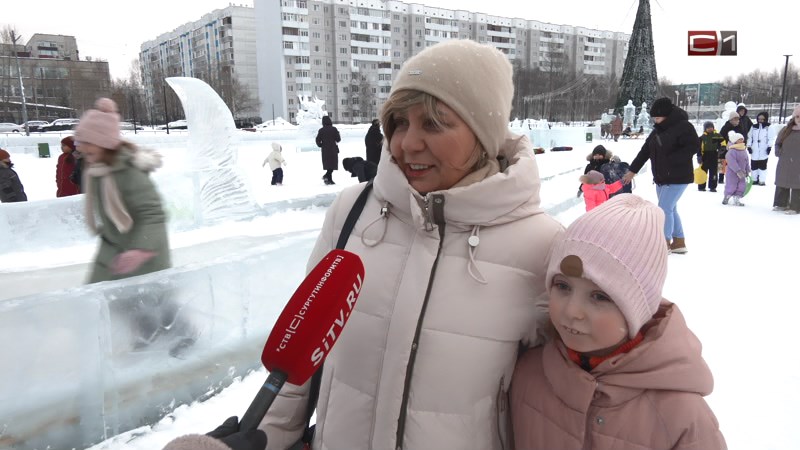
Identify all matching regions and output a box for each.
[747,111,773,186]
[256,39,564,450]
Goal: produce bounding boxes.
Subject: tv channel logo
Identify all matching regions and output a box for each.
[688,31,737,56]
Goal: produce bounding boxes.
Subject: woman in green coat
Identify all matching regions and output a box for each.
[75,98,171,282]
[75,98,194,355]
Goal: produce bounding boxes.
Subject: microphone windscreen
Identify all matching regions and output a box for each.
[262,249,364,385]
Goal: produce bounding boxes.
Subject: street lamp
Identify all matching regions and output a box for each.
[779,55,792,123]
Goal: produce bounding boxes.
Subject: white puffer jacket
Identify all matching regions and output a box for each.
[260,132,564,450]
[747,123,773,161]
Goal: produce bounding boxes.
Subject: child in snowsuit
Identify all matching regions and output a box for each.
[747,112,772,186]
[577,145,611,197]
[723,131,751,206]
[510,194,726,450]
[579,170,623,211]
[263,142,287,186]
[697,121,725,192]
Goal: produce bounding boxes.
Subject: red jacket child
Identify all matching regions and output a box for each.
[580,170,623,211]
[56,136,80,197]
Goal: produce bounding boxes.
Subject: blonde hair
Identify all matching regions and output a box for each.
[379,89,487,172]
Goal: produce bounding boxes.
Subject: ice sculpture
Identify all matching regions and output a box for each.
[166,77,257,224]
[623,100,636,127]
[636,102,651,131]
[296,95,326,128]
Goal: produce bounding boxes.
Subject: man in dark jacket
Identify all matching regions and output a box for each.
[0,149,27,203]
[364,119,383,165]
[316,115,341,185]
[623,97,699,254]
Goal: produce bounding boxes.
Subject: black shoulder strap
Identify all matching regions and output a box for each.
[299,180,374,445]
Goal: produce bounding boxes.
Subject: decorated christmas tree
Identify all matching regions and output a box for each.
[615,0,658,112]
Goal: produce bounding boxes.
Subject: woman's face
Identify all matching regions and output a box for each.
[549,274,628,355]
[78,141,105,164]
[389,101,478,193]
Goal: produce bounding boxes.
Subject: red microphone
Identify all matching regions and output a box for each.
[238,249,365,431]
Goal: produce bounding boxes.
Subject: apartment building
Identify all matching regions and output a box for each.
[0,34,110,122]
[139,5,259,120]
[256,0,629,124]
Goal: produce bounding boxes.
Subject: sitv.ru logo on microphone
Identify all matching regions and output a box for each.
[688,31,737,56]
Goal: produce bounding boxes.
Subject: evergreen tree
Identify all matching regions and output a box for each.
[616,0,658,112]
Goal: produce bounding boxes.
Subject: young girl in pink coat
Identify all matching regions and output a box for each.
[511,194,726,450]
[579,170,624,211]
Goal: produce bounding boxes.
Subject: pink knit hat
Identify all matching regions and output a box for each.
[74,98,121,149]
[546,194,669,337]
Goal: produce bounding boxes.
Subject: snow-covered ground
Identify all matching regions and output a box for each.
[4,131,799,450]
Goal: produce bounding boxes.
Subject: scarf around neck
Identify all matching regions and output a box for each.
[83,162,133,235]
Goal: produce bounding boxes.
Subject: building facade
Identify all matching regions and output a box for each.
[0,34,110,123]
[139,5,260,121]
[256,0,629,124]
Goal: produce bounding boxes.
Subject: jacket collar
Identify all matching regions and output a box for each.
[544,302,714,409]
[372,131,543,232]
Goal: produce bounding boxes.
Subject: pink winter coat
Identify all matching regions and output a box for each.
[257,133,564,450]
[581,180,623,211]
[510,302,726,450]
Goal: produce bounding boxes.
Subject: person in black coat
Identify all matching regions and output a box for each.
[342,156,377,182]
[737,104,753,140]
[623,97,699,254]
[316,115,341,185]
[0,149,27,203]
[364,119,383,165]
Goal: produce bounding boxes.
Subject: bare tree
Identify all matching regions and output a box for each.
[357,75,376,122]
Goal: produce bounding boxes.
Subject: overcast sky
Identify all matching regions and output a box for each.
[5,0,793,88]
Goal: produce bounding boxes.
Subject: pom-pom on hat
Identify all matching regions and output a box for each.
[390,39,513,160]
[74,97,122,150]
[649,97,674,118]
[546,194,668,337]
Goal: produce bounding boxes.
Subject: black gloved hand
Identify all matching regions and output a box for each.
[207,416,268,450]
[747,147,752,154]
[767,146,772,155]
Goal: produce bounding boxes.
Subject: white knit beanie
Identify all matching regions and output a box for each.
[390,39,513,159]
[546,194,669,337]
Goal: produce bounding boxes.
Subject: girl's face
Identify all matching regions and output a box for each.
[549,274,628,354]
[389,102,479,194]
[77,141,105,164]
[736,138,745,144]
